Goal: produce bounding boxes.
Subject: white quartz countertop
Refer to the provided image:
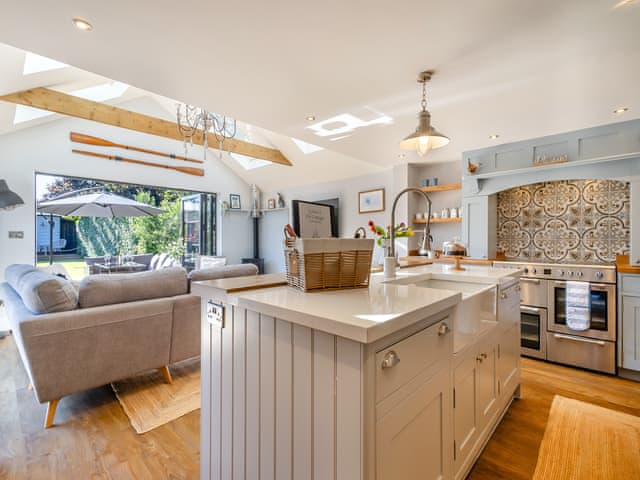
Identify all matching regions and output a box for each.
[193,264,519,344]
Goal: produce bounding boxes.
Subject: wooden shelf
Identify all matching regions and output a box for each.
[412,217,462,224]
[419,182,462,193]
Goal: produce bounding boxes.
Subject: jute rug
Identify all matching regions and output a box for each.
[533,395,640,479]
[111,359,200,434]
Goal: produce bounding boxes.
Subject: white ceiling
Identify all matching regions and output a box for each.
[0,0,638,191]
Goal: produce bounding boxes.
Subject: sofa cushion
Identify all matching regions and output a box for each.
[78,266,188,308]
[5,264,78,314]
[188,263,259,282]
[5,264,35,290]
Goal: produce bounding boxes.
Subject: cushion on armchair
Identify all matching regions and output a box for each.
[78,266,188,308]
[5,264,78,314]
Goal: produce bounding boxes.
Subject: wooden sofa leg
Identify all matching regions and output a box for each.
[159,366,172,384]
[45,398,60,429]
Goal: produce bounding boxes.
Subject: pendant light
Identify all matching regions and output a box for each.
[400,70,449,156]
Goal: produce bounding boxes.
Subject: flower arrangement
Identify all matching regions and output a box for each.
[367,220,415,247]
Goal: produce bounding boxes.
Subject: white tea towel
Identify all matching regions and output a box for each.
[565,281,591,331]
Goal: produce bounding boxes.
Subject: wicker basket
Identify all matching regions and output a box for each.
[284,230,374,292]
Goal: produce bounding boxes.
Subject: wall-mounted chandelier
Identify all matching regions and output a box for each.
[399,70,449,157]
[176,104,237,160]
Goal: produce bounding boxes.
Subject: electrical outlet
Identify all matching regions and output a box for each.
[8,231,24,239]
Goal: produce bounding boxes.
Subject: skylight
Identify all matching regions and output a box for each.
[306,112,393,138]
[13,81,130,125]
[229,153,272,170]
[13,105,54,124]
[291,138,324,154]
[71,82,129,102]
[23,52,68,75]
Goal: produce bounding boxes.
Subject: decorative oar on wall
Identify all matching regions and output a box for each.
[72,149,205,177]
[70,132,204,164]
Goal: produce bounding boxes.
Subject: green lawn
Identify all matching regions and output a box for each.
[36,259,87,281]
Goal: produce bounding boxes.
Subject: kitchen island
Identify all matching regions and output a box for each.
[193,264,520,480]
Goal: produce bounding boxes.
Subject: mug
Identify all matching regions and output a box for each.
[415,212,424,219]
[422,179,430,187]
[450,208,458,218]
[441,208,450,218]
[431,177,439,186]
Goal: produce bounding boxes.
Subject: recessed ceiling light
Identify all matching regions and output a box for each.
[397,153,406,158]
[613,107,629,114]
[72,18,93,31]
[305,115,316,121]
[489,134,500,140]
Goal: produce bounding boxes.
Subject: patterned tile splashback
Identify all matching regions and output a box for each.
[497,180,630,264]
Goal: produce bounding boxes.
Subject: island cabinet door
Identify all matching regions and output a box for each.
[621,293,640,371]
[453,353,479,478]
[375,366,452,480]
[497,323,521,400]
[476,342,498,430]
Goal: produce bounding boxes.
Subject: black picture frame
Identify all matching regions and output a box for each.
[229,194,241,209]
[292,200,337,238]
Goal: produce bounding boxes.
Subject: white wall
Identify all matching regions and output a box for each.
[0,97,253,278]
[261,168,405,273]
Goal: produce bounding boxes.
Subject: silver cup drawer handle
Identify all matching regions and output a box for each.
[381,350,401,369]
[438,322,450,336]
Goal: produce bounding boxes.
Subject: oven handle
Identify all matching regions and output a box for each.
[520,278,541,284]
[553,333,606,346]
[552,280,613,291]
[521,306,543,314]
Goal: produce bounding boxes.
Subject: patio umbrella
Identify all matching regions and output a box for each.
[37,191,164,264]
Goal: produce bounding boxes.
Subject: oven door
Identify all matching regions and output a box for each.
[520,305,547,359]
[548,281,616,341]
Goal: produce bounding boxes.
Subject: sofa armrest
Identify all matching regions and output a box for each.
[170,294,201,363]
[15,298,175,403]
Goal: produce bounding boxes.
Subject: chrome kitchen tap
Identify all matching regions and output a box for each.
[385,187,432,278]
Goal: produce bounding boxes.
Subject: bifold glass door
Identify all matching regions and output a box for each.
[181,193,216,269]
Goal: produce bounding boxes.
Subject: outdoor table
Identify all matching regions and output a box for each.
[92,262,147,274]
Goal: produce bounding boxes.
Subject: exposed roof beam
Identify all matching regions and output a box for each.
[0,87,292,166]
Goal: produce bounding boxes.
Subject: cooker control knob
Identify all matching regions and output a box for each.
[559,270,564,276]
[523,268,529,274]
[577,272,584,278]
[531,268,537,274]
[596,271,604,280]
[568,271,574,277]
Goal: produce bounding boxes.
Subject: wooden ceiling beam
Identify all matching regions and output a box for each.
[0,87,292,166]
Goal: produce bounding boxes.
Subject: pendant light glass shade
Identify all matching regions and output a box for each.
[0,179,24,210]
[400,110,450,156]
[400,71,449,156]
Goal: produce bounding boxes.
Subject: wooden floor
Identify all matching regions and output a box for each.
[2,334,640,480]
[468,357,640,479]
[0,334,199,479]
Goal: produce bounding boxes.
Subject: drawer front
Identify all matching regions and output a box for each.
[620,274,640,295]
[546,332,616,374]
[376,320,451,403]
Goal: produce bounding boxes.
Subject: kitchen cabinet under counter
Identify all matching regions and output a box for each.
[193,264,520,480]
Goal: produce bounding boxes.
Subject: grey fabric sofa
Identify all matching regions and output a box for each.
[1,265,200,428]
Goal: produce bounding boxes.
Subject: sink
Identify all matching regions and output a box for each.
[411,279,498,353]
[411,279,490,298]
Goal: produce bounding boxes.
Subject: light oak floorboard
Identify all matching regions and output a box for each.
[0,335,199,479]
[3,334,640,480]
[468,357,640,480]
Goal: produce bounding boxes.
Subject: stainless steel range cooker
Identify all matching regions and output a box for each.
[493,261,617,374]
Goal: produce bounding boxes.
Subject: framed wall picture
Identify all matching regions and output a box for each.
[267,198,276,209]
[229,194,241,209]
[292,200,337,238]
[358,188,385,214]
